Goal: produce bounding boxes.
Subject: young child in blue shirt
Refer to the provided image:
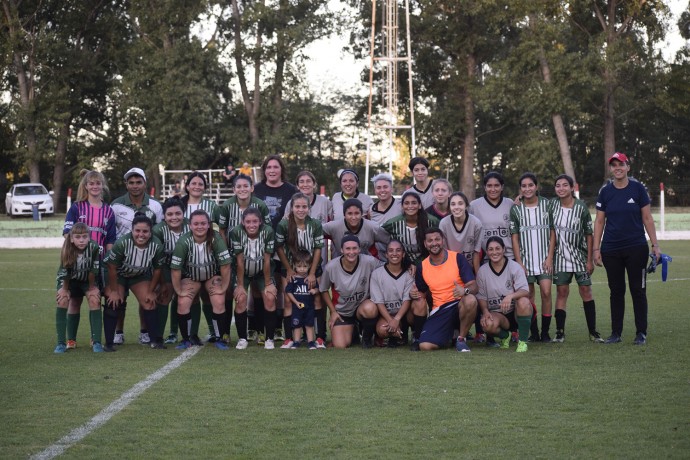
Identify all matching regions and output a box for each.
[285,251,319,349]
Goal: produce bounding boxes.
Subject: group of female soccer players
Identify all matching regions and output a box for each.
[54,152,660,353]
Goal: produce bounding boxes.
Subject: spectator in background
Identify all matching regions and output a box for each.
[239,162,253,177]
[222,162,237,186]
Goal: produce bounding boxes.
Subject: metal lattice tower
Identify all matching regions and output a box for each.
[364,0,416,194]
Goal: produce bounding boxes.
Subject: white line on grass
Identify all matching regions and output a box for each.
[30,347,201,460]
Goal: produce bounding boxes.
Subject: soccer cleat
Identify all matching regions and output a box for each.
[247,329,258,341]
[280,339,293,349]
[528,333,540,343]
[54,343,67,354]
[308,341,317,350]
[189,334,204,346]
[455,339,471,353]
[290,341,300,349]
[113,332,124,344]
[66,340,77,350]
[604,334,622,344]
[410,340,420,351]
[633,332,647,345]
[139,332,150,344]
[473,333,486,344]
[500,334,511,349]
[150,341,167,350]
[374,336,386,348]
[516,341,528,353]
[486,337,500,348]
[103,345,117,352]
[164,333,178,344]
[222,334,230,344]
[176,340,192,350]
[257,333,265,345]
[92,342,104,353]
[274,328,285,341]
[552,330,565,343]
[387,337,400,348]
[590,331,605,343]
[541,332,552,343]
[315,338,327,349]
[206,334,218,343]
[511,331,519,343]
[264,339,275,350]
[235,338,249,350]
[214,341,230,350]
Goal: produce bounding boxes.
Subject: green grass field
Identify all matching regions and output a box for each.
[1,245,689,459]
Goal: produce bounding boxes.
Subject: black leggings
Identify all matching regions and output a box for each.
[601,245,649,336]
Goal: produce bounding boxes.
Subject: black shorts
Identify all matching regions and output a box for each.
[333,313,357,327]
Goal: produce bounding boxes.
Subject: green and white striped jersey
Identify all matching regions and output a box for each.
[381,214,440,265]
[104,233,165,278]
[230,224,275,278]
[219,195,271,238]
[509,197,553,276]
[152,220,190,266]
[550,198,592,273]
[275,216,324,264]
[56,240,100,284]
[185,198,221,225]
[171,231,231,282]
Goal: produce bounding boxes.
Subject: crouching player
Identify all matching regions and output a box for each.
[370,240,413,347]
[411,228,477,352]
[476,236,533,352]
[104,213,166,349]
[285,250,319,349]
[54,223,103,353]
[171,210,232,350]
[230,207,278,350]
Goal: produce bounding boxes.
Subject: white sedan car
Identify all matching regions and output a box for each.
[5,183,55,217]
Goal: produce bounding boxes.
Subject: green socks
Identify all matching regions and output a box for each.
[89,309,102,344]
[66,313,80,341]
[517,315,532,342]
[56,308,67,343]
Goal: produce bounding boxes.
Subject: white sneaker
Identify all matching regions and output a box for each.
[113,333,124,344]
[280,339,294,349]
[139,332,150,344]
[264,339,275,350]
[235,338,249,350]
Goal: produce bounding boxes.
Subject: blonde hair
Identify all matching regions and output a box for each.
[61,223,90,268]
[76,169,109,202]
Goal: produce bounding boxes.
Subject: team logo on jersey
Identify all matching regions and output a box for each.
[627,198,635,204]
[79,214,87,221]
[505,280,513,289]
[359,277,367,287]
[503,213,509,222]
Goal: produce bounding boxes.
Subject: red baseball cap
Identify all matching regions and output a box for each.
[608,152,629,164]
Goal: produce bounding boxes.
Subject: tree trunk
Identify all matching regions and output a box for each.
[272,0,288,136]
[5,0,40,183]
[52,121,69,212]
[231,0,261,147]
[460,53,476,200]
[537,49,576,183]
